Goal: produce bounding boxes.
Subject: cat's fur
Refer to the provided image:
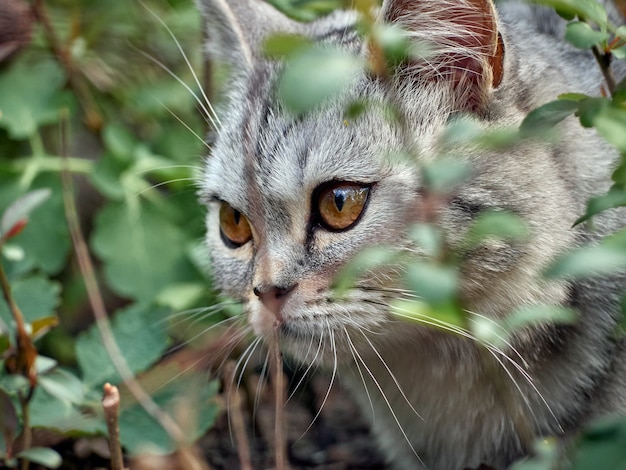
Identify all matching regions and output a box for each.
[197,0,626,468]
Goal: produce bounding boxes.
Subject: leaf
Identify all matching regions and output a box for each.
[16,447,61,469]
[421,159,471,193]
[391,299,465,329]
[0,275,61,331]
[0,388,18,451]
[91,202,201,303]
[333,246,398,296]
[504,305,577,332]
[405,262,458,306]
[278,46,364,115]
[38,368,85,405]
[76,303,170,388]
[0,189,51,241]
[565,22,609,49]
[155,282,207,311]
[0,175,71,275]
[575,186,626,225]
[465,211,529,249]
[520,99,580,136]
[0,55,72,139]
[594,106,626,152]
[613,45,626,60]
[263,33,312,60]
[571,416,626,470]
[28,387,103,434]
[577,97,610,128]
[529,0,607,26]
[118,377,219,455]
[545,244,626,280]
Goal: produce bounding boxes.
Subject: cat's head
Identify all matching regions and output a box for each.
[198,0,577,363]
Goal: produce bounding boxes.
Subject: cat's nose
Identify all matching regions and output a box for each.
[253,284,296,321]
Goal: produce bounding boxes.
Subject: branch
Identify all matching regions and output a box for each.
[269,327,289,470]
[592,45,617,96]
[102,383,124,470]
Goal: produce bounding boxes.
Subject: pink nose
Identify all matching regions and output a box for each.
[253,284,296,321]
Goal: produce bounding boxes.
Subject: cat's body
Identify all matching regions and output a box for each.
[197,0,626,468]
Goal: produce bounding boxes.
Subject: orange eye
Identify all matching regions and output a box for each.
[317,182,370,231]
[219,202,252,247]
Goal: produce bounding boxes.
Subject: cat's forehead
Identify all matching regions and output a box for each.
[203,78,402,212]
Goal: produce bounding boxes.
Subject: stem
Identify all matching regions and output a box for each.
[222,361,252,470]
[102,383,124,470]
[18,392,32,470]
[32,0,103,131]
[58,117,190,449]
[269,327,288,470]
[592,45,617,96]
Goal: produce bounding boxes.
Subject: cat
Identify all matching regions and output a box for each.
[196,0,626,468]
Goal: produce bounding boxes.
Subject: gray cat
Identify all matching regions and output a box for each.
[197,0,626,468]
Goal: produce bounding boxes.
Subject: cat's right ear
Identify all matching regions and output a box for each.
[380,0,505,112]
[196,0,300,78]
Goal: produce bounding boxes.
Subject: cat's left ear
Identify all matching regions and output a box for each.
[380,0,504,112]
[196,0,301,78]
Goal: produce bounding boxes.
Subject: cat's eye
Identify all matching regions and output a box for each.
[316,182,370,231]
[219,202,252,248]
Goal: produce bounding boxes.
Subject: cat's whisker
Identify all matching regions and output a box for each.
[286,333,324,404]
[162,301,237,327]
[235,335,264,390]
[343,327,376,423]
[156,99,212,150]
[138,0,221,129]
[360,332,425,422]
[166,315,243,355]
[296,319,338,441]
[345,321,426,466]
[252,349,270,431]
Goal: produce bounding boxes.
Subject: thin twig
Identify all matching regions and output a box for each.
[32,0,102,131]
[102,383,124,470]
[269,327,288,470]
[592,45,617,96]
[18,392,31,470]
[58,116,192,451]
[222,361,253,470]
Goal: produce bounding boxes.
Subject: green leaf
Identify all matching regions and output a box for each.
[155,282,207,311]
[520,99,580,136]
[405,262,458,306]
[119,376,219,455]
[504,305,577,332]
[613,45,626,60]
[409,224,442,258]
[565,22,609,49]
[577,97,610,128]
[594,106,626,152]
[575,186,626,225]
[571,416,626,470]
[28,387,103,434]
[38,368,85,405]
[465,211,528,249]
[278,46,364,115]
[0,189,51,241]
[0,56,72,139]
[91,202,201,303]
[391,299,465,329]
[263,33,312,60]
[421,159,471,193]
[0,275,61,330]
[0,175,71,275]
[76,303,170,388]
[545,244,626,279]
[333,246,398,296]
[16,447,61,469]
[529,0,607,26]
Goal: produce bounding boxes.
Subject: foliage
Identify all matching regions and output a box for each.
[0,0,219,467]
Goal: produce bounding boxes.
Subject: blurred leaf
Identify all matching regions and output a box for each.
[392,299,465,329]
[421,159,471,193]
[0,189,51,242]
[405,262,458,306]
[613,45,626,60]
[577,97,609,128]
[155,282,207,311]
[0,275,61,330]
[102,124,137,163]
[529,0,607,25]
[76,303,170,388]
[409,224,442,258]
[520,99,580,136]
[38,368,84,405]
[545,243,626,279]
[565,22,609,49]
[465,211,528,249]
[90,152,129,201]
[333,246,398,296]
[594,106,626,152]
[558,93,590,102]
[263,33,312,59]
[278,46,364,115]
[0,56,71,139]
[119,377,219,455]
[31,316,59,342]
[91,202,201,303]
[575,186,626,225]
[16,447,61,469]
[28,387,102,434]
[571,416,626,470]
[504,305,577,332]
[0,388,18,452]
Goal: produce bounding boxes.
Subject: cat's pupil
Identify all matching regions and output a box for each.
[334,191,346,212]
[233,209,241,225]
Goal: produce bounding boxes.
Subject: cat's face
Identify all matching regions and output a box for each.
[199,0,576,364]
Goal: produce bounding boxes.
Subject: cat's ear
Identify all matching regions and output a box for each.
[381,0,504,112]
[196,0,300,77]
